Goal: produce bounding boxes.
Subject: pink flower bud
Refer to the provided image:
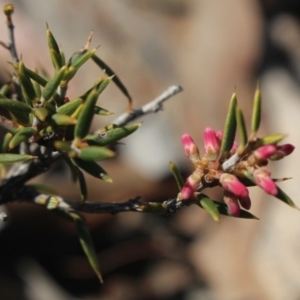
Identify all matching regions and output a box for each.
[238,195,251,210]
[224,193,240,216]
[253,169,278,195]
[215,131,223,143]
[181,171,201,200]
[204,127,220,161]
[181,134,200,162]
[230,141,238,155]
[220,173,249,198]
[253,145,277,161]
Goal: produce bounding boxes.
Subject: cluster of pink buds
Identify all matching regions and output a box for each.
[180,127,295,217]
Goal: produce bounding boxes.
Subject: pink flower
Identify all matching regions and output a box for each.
[181,170,201,200]
[204,127,219,160]
[220,173,249,198]
[181,134,200,163]
[253,169,278,195]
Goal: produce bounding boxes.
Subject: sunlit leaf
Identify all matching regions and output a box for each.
[235,106,247,146]
[221,92,237,154]
[56,97,83,116]
[84,123,140,146]
[78,146,115,161]
[251,84,261,136]
[42,66,66,102]
[8,127,37,149]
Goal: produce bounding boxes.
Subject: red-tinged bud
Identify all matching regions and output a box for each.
[278,144,295,156]
[253,169,278,195]
[253,145,277,161]
[270,143,295,160]
[204,127,220,161]
[224,193,240,216]
[220,173,249,198]
[238,195,251,210]
[181,171,201,200]
[181,134,200,162]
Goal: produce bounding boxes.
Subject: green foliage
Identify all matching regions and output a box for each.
[0,13,139,282]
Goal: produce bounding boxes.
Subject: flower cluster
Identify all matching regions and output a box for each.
[180,128,295,216]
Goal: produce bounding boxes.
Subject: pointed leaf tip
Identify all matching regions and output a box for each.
[221,92,237,153]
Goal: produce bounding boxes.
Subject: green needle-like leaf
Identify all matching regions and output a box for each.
[63,48,97,82]
[72,158,112,182]
[9,127,37,149]
[221,92,237,154]
[0,95,32,114]
[92,54,132,109]
[42,66,66,102]
[74,88,98,140]
[70,212,103,283]
[275,187,299,209]
[94,106,113,116]
[198,194,220,222]
[74,78,110,140]
[69,48,97,69]
[169,161,184,190]
[32,107,49,122]
[51,113,77,126]
[32,79,41,98]
[46,24,62,70]
[78,146,115,161]
[25,67,47,87]
[236,106,247,146]
[18,60,36,107]
[0,153,36,164]
[56,98,83,115]
[84,123,141,146]
[251,85,261,135]
[1,132,13,153]
[75,166,88,202]
[256,134,286,147]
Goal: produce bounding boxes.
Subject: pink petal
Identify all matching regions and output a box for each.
[224,193,241,216]
[203,127,219,161]
[181,134,200,161]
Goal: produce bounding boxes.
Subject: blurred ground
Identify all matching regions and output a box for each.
[1,1,300,299]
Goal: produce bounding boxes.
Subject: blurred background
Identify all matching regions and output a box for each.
[1,0,300,299]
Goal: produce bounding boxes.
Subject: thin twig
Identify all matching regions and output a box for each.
[5,5,19,63]
[17,186,187,216]
[112,85,183,126]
